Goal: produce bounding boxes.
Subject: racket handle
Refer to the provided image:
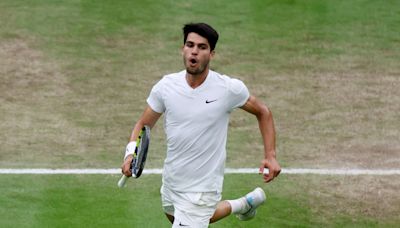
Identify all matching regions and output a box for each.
[118,175,128,188]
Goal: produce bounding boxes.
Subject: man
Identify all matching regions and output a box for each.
[121,23,281,227]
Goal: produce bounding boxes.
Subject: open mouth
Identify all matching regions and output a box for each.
[189,58,197,65]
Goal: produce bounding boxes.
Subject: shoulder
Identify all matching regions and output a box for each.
[164,70,185,80]
[215,72,247,95]
[155,70,185,87]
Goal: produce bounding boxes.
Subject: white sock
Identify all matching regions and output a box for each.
[227,197,250,214]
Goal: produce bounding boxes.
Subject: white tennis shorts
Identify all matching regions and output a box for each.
[161,185,221,228]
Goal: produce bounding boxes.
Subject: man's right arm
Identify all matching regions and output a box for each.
[121,106,162,177]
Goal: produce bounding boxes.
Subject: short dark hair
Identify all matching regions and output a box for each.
[183,23,219,51]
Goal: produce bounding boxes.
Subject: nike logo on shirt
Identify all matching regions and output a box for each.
[205,99,217,103]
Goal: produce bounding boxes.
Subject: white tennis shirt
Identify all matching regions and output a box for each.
[147,70,250,193]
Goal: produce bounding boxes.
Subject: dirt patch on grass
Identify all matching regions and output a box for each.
[277,175,400,223]
[0,39,79,167]
[0,40,68,101]
[243,65,400,169]
[309,175,400,222]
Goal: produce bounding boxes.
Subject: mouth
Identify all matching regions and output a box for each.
[189,58,198,66]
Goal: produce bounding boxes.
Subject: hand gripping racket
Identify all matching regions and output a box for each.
[118,125,150,188]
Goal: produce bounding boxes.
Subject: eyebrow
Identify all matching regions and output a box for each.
[185,41,209,48]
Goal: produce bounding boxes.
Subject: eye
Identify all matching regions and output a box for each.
[199,44,208,50]
[185,42,194,48]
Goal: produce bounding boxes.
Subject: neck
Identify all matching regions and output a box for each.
[186,68,209,89]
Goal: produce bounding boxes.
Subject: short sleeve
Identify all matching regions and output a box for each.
[146,79,166,113]
[227,78,250,110]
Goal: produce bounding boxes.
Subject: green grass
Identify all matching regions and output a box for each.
[1,174,398,228]
[1,0,399,227]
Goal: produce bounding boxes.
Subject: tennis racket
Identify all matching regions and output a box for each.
[118,125,151,188]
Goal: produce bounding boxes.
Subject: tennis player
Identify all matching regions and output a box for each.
[121,22,281,227]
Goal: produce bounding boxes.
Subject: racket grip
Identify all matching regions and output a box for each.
[118,175,128,188]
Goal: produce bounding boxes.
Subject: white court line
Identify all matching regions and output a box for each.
[0,168,400,175]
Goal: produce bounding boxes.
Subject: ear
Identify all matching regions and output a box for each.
[210,50,215,59]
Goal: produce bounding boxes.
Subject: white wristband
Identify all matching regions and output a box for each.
[124,141,137,160]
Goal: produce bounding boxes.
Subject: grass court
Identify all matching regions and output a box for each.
[1,0,399,227]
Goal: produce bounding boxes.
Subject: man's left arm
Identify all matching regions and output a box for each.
[240,95,281,183]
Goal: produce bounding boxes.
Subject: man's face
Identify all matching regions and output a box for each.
[182,32,215,76]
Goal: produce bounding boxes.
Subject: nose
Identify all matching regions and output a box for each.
[191,46,199,55]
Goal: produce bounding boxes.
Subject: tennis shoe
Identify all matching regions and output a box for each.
[236,187,266,221]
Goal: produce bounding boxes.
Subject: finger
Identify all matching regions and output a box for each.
[275,169,281,177]
[259,166,264,174]
[263,168,277,182]
[263,173,273,183]
[123,170,132,177]
[266,170,278,181]
[121,165,127,175]
[122,163,132,177]
[271,168,281,178]
[259,159,270,173]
